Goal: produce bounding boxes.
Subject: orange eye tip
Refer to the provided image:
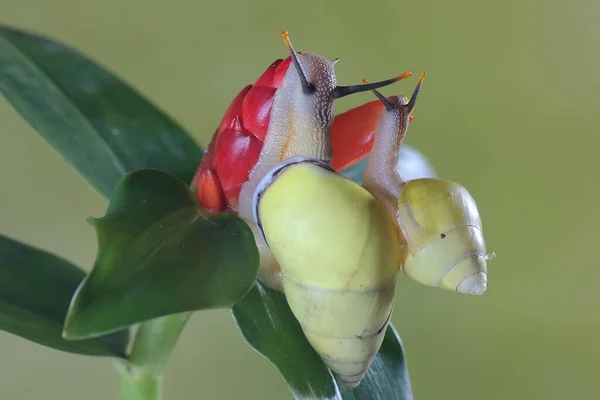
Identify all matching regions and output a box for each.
[361,78,369,84]
[397,70,412,81]
[281,30,291,47]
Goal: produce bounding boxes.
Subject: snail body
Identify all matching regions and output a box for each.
[254,158,401,388]
[362,73,490,295]
[234,32,409,291]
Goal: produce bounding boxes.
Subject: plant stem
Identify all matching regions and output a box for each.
[129,312,191,375]
[115,312,191,399]
[116,362,163,400]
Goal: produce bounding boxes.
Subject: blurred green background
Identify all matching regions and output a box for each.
[1,0,598,399]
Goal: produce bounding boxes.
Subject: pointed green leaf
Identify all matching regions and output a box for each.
[64,169,259,339]
[232,282,340,400]
[341,145,437,184]
[0,25,202,198]
[0,234,128,357]
[232,281,413,400]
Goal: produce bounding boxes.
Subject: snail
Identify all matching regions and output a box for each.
[361,73,491,295]
[250,74,434,389]
[252,157,402,389]
[236,31,410,291]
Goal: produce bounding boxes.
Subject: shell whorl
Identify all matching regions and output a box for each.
[284,277,395,388]
[397,178,488,295]
[255,160,402,387]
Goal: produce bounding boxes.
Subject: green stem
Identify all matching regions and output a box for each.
[129,312,190,374]
[115,312,191,400]
[117,363,163,400]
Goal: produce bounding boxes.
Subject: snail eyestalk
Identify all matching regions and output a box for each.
[335,70,411,99]
[406,71,426,114]
[362,78,396,112]
[281,30,314,94]
[361,72,426,225]
[366,71,425,117]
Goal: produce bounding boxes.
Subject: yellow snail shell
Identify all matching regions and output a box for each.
[396,178,488,295]
[253,157,402,388]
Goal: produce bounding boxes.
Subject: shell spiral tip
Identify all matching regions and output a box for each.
[342,380,362,390]
[470,282,487,296]
[456,272,488,295]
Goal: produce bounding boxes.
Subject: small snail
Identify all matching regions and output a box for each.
[361,73,490,295]
[237,32,410,291]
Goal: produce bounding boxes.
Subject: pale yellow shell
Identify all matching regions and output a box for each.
[256,161,402,388]
[397,178,488,295]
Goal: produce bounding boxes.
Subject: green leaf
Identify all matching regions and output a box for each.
[64,169,259,339]
[341,145,437,185]
[0,25,203,199]
[233,282,338,399]
[0,234,128,357]
[232,282,413,400]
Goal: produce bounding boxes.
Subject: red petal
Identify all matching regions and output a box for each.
[242,85,277,142]
[331,100,384,171]
[213,128,262,208]
[272,56,292,87]
[191,56,307,212]
[254,59,283,87]
[218,85,252,134]
[191,131,218,189]
[196,169,226,213]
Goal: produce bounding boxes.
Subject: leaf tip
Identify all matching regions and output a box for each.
[61,311,82,341]
[85,216,96,227]
[61,313,99,341]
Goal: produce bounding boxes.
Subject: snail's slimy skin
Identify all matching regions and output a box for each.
[255,160,402,388]
[236,40,407,292]
[238,53,338,292]
[397,178,488,295]
[357,78,490,296]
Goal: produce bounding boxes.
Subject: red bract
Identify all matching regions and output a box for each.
[212,128,262,206]
[192,56,406,213]
[330,100,383,171]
